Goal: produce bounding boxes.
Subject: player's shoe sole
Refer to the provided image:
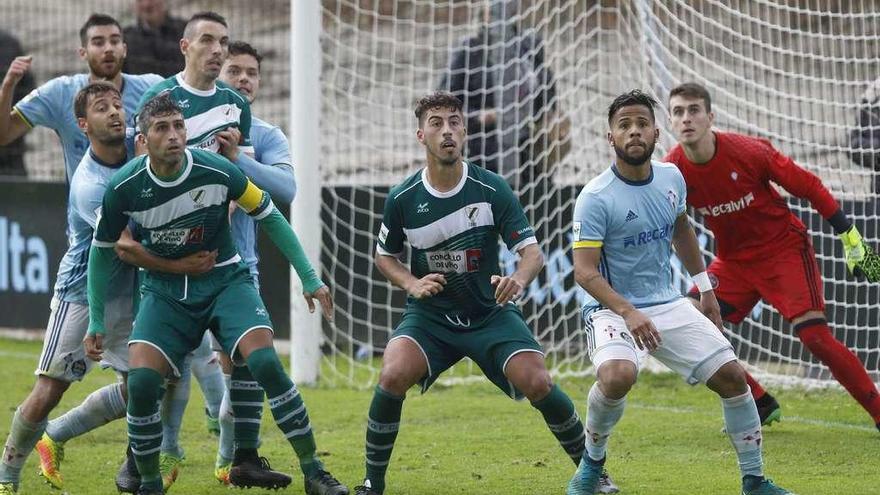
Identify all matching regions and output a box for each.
[35,433,64,489]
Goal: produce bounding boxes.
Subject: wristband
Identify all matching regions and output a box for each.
[693,271,712,292]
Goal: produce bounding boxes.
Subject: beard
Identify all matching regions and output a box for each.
[431,142,461,166]
[614,140,655,167]
[88,57,123,79]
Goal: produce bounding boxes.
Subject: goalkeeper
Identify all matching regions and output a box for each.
[664,82,880,432]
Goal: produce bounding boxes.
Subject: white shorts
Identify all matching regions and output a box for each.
[35,296,132,382]
[585,298,737,385]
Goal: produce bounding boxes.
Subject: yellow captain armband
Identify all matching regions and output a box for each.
[573,240,603,249]
[237,180,265,213]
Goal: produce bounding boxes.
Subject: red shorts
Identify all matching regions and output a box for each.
[688,243,825,323]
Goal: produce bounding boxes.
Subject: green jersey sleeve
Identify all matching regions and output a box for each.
[491,177,536,252]
[376,191,405,256]
[93,181,130,247]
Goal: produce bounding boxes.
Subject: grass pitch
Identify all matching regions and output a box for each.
[0,337,875,494]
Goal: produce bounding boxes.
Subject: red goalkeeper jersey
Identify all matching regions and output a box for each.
[663,132,839,262]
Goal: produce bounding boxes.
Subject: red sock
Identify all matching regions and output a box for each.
[745,372,766,400]
[798,321,880,424]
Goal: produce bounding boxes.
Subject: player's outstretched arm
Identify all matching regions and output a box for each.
[0,55,33,145]
[490,243,544,304]
[237,179,332,320]
[375,251,446,300]
[573,246,660,351]
[671,213,723,328]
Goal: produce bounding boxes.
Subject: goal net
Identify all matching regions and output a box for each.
[306,0,880,389]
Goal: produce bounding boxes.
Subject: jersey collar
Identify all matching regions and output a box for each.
[147,148,193,187]
[611,162,654,186]
[175,72,216,97]
[421,161,469,198]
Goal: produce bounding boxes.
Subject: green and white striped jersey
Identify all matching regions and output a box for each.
[377,161,536,318]
[93,148,271,266]
[136,73,254,155]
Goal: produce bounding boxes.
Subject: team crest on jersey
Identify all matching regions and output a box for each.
[465,206,480,227]
[731,171,738,181]
[190,189,206,207]
[666,189,678,210]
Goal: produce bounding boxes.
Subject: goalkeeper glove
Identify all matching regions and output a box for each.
[839,226,880,282]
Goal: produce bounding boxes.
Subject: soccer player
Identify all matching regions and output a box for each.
[664,82,880,431]
[86,93,347,495]
[353,91,589,495]
[125,12,266,489]
[0,82,139,494]
[118,40,299,487]
[566,90,792,495]
[0,14,162,181]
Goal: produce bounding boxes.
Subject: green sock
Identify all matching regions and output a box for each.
[126,367,165,488]
[246,347,322,478]
[531,384,585,465]
[230,365,264,451]
[364,385,404,494]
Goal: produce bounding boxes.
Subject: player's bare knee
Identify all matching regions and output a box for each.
[377,365,419,396]
[597,361,637,399]
[518,370,553,402]
[22,376,70,420]
[379,338,427,395]
[707,361,748,398]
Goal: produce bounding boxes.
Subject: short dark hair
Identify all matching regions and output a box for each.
[228,41,263,70]
[669,82,712,113]
[414,91,463,127]
[184,11,228,39]
[137,93,182,133]
[79,13,123,47]
[74,82,121,119]
[607,89,658,124]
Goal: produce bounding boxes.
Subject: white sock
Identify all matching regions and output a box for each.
[46,382,126,443]
[721,388,764,478]
[585,382,626,462]
[0,408,47,483]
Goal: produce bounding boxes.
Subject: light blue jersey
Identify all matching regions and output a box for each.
[230,116,294,282]
[55,149,136,304]
[14,72,163,183]
[572,161,687,309]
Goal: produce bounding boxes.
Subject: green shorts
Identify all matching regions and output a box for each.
[131,262,272,377]
[391,304,543,399]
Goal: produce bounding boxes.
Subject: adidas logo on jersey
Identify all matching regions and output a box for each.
[417,202,429,213]
[625,210,638,222]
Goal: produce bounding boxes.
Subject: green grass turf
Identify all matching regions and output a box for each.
[0,337,876,494]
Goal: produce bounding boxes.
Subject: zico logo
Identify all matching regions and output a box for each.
[697,192,755,217]
[425,248,482,273]
[623,224,672,248]
[150,226,204,246]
